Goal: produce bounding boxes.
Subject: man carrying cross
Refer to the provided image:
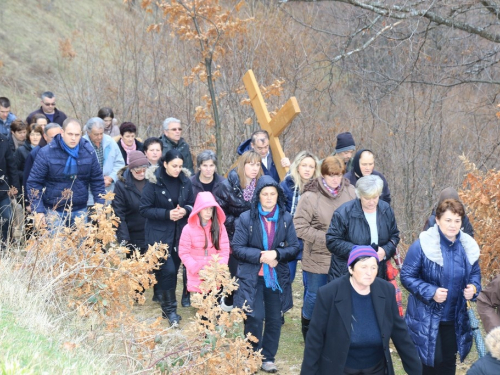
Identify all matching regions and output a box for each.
[237,130,290,183]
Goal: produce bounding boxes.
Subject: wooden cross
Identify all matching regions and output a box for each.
[243,69,301,181]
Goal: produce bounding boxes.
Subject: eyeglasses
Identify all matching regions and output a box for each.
[43,102,56,106]
[169,127,182,132]
[132,166,148,173]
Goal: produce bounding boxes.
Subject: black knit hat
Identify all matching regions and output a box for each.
[335,132,355,153]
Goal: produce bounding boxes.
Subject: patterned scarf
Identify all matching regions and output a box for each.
[242,178,256,202]
[120,138,137,164]
[322,177,339,196]
[56,135,80,178]
[258,203,282,292]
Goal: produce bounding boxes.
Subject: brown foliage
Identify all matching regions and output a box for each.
[459,156,500,282]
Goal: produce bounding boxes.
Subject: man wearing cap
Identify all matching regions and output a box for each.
[301,245,422,375]
[331,132,356,172]
[112,150,149,254]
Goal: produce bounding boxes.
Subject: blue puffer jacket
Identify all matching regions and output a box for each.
[232,175,300,315]
[26,135,106,213]
[401,225,482,366]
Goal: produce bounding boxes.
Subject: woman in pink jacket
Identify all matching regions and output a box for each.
[179,191,230,293]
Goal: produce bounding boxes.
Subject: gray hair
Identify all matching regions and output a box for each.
[355,175,384,199]
[41,91,55,100]
[44,122,61,135]
[196,150,217,168]
[162,117,181,131]
[84,117,105,133]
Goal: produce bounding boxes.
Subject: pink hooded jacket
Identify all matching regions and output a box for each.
[179,192,230,293]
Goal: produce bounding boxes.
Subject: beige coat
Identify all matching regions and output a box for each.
[293,177,356,274]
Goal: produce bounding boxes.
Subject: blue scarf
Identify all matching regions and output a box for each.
[56,135,80,178]
[258,202,282,292]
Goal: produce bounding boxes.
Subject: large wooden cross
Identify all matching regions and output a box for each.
[243,70,301,181]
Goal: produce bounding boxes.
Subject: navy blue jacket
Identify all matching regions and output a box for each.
[401,225,481,366]
[237,138,280,182]
[139,166,194,252]
[231,175,300,315]
[326,198,399,281]
[26,135,106,213]
[0,133,20,201]
[280,174,300,215]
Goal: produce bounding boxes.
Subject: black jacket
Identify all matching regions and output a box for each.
[159,135,194,174]
[212,169,251,240]
[326,199,400,280]
[117,139,144,166]
[301,275,422,375]
[139,166,194,251]
[112,167,146,250]
[26,107,67,126]
[14,142,33,187]
[231,175,300,315]
[0,133,20,201]
[190,171,225,197]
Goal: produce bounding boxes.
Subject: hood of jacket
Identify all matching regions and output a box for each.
[117,166,128,182]
[145,164,191,184]
[236,138,252,155]
[188,191,226,226]
[419,224,480,266]
[249,175,286,218]
[352,148,372,179]
[303,176,352,198]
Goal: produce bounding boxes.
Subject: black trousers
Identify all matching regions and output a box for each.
[422,322,457,375]
[155,248,181,291]
[344,359,386,375]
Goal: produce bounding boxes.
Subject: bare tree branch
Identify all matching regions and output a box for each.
[282,0,500,43]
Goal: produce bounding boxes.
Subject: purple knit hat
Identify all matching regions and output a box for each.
[347,245,379,267]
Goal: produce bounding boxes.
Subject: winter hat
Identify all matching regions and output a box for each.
[335,132,356,153]
[128,151,149,169]
[347,245,379,267]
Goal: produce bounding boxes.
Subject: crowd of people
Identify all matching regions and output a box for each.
[1,92,499,374]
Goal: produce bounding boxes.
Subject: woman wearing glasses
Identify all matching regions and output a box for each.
[112,150,150,256]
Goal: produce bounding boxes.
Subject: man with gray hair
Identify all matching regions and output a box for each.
[159,117,194,174]
[26,118,105,227]
[83,117,124,206]
[26,91,67,126]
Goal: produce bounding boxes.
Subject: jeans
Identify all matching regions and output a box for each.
[302,271,328,320]
[244,277,282,362]
[0,196,12,241]
[47,207,87,229]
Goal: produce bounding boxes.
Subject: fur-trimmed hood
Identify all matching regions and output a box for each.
[145,164,191,184]
[419,224,480,266]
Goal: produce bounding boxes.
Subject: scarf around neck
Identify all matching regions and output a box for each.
[258,203,282,292]
[120,138,137,164]
[242,178,256,201]
[57,135,79,178]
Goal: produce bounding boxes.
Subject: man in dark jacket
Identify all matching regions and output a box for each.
[0,97,17,137]
[26,91,67,126]
[159,117,194,174]
[237,130,290,183]
[0,132,20,241]
[344,149,391,204]
[330,131,356,172]
[26,118,105,227]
